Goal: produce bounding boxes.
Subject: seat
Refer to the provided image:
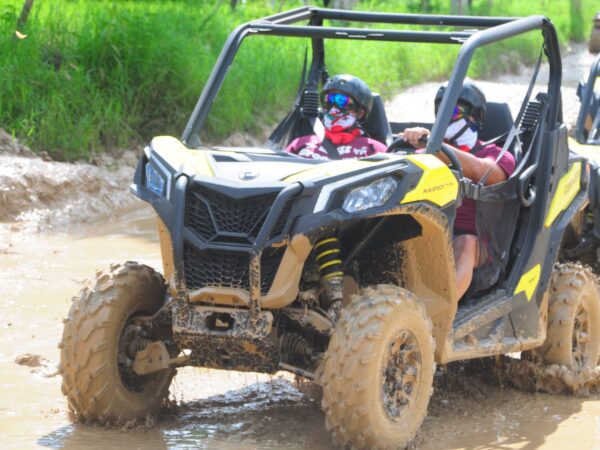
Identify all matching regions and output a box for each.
[363,94,393,146]
[478,102,513,143]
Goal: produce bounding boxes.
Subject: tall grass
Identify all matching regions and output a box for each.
[0,0,597,160]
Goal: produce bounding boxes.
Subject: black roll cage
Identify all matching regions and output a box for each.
[574,53,600,144]
[181,6,562,153]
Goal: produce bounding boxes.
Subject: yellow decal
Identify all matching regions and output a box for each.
[400,154,459,207]
[568,136,600,162]
[283,159,383,182]
[514,264,541,302]
[544,162,581,228]
[151,136,214,177]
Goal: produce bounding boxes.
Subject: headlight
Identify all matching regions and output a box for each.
[342,176,397,213]
[145,162,166,197]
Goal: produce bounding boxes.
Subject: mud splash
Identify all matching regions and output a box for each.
[498,356,600,396]
[15,353,59,378]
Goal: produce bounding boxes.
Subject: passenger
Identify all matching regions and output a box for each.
[402,82,516,300]
[286,74,388,159]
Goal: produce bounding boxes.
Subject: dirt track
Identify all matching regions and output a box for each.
[1,43,600,449]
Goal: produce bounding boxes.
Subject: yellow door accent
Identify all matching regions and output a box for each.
[515,264,541,302]
[544,162,581,228]
[568,136,600,162]
[152,136,214,177]
[400,154,458,207]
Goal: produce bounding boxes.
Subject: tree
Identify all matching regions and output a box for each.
[17,0,34,30]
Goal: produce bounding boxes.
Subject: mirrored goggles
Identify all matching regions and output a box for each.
[324,92,356,111]
[451,104,470,121]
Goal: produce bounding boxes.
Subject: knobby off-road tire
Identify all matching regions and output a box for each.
[533,263,600,370]
[320,285,435,450]
[59,261,175,424]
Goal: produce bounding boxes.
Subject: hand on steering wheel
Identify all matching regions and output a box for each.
[386,135,421,154]
[387,134,463,176]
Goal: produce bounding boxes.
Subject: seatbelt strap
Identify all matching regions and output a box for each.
[478,46,543,187]
[311,118,341,160]
[321,138,342,160]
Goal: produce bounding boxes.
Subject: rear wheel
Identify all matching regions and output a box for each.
[533,263,600,370]
[320,285,435,449]
[59,261,175,424]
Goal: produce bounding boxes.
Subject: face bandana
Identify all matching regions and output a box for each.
[444,118,478,151]
[323,106,362,145]
[324,106,358,132]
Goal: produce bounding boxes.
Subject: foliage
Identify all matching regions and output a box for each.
[0,0,597,160]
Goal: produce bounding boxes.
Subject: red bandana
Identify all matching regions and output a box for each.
[324,127,362,145]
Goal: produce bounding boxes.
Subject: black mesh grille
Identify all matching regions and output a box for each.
[269,200,293,239]
[260,246,286,295]
[183,243,286,296]
[184,244,250,291]
[186,187,279,244]
[186,195,216,241]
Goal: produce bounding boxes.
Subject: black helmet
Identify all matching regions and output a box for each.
[322,74,374,118]
[434,81,486,127]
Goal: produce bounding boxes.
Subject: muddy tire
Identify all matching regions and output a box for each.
[320,285,435,449]
[533,263,600,370]
[59,261,175,424]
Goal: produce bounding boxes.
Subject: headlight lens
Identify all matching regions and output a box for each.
[342,176,397,213]
[145,162,166,197]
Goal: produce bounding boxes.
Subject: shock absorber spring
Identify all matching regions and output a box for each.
[315,236,343,281]
[315,236,344,319]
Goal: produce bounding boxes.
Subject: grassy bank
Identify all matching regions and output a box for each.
[0,0,597,160]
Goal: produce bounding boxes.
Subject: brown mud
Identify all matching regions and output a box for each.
[2,43,600,449]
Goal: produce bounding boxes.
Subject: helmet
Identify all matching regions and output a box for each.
[322,74,374,118]
[434,81,486,127]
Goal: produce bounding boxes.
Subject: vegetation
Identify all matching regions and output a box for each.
[0,0,597,160]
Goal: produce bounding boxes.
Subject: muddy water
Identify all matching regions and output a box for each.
[1,205,600,449]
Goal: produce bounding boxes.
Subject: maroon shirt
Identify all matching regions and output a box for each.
[285,135,387,160]
[454,142,516,234]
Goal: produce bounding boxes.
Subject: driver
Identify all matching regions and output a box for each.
[286,74,387,159]
[402,81,516,300]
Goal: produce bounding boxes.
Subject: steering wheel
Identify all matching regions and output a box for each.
[439,142,463,175]
[387,136,463,176]
[386,136,419,154]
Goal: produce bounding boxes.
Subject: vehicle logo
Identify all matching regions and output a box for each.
[239,169,260,180]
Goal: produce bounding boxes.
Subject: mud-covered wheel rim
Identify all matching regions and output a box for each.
[573,302,591,370]
[117,316,153,393]
[382,329,422,421]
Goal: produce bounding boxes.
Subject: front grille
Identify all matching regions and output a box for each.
[184,244,250,291]
[269,200,293,240]
[260,246,286,295]
[183,243,285,296]
[186,196,215,241]
[186,187,278,244]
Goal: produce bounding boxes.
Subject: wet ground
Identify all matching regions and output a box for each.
[3,206,600,449]
[2,43,600,449]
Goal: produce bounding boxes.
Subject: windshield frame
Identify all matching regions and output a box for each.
[181,6,561,154]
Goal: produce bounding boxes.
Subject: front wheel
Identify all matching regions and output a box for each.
[532,263,600,370]
[320,285,435,449]
[59,261,175,424]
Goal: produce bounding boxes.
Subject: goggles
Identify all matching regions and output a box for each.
[324,92,356,111]
[451,104,470,121]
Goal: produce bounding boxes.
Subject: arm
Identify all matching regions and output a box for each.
[401,127,508,185]
[438,149,508,185]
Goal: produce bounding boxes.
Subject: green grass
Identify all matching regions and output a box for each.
[0,0,598,160]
